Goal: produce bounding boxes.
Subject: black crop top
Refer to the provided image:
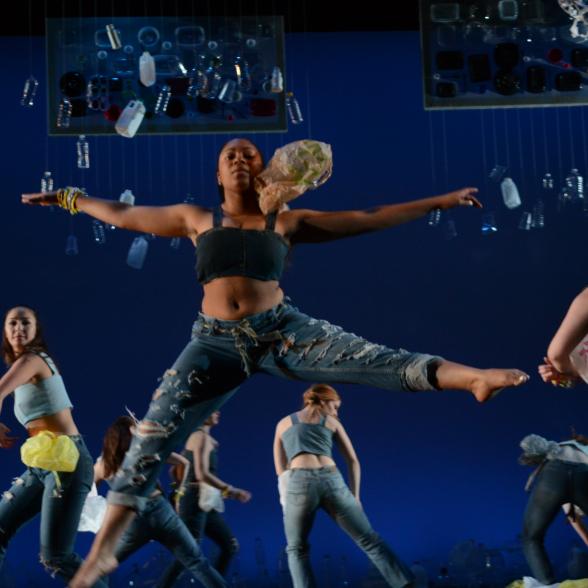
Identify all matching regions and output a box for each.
[195,206,290,285]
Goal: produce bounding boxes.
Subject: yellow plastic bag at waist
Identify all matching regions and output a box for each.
[20,431,79,472]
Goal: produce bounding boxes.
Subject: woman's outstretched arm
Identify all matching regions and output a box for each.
[284,188,481,244]
[333,419,361,502]
[22,191,206,239]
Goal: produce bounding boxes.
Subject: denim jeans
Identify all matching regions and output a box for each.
[157,485,237,587]
[283,468,414,588]
[522,459,588,584]
[114,493,226,588]
[108,299,440,509]
[0,435,108,587]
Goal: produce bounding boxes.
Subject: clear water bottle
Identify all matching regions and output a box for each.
[139,51,156,87]
[500,177,522,209]
[170,236,181,250]
[41,171,54,193]
[21,75,39,107]
[531,199,545,228]
[154,85,171,114]
[219,79,240,103]
[205,67,222,99]
[106,24,122,50]
[270,66,284,93]
[119,189,135,205]
[566,168,584,201]
[428,208,442,227]
[518,211,532,230]
[481,212,498,234]
[76,135,90,169]
[489,164,507,183]
[286,92,303,125]
[187,69,207,98]
[65,234,79,256]
[92,220,106,244]
[542,172,554,190]
[235,57,252,92]
[56,98,73,128]
[126,236,149,269]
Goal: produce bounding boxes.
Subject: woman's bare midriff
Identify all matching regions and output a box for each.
[26,409,80,436]
[201,277,285,320]
[290,453,337,469]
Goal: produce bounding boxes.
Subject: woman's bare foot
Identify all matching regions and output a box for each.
[470,369,529,403]
[69,554,118,588]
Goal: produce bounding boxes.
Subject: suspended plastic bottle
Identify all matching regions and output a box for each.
[542,172,554,190]
[218,79,240,103]
[76,135,90,169]
[56,98,73,128]
[154,85,171,114]
[286,92,303,125]
[106,24,122,50]
[119,189,135,206]
[41,171,54,193]
[235,57,252,92]
[139,51,156,87]
[205,67,222,99]
[21,75,39,107]
[126,236,149,269]
[187,69,208,98]
[92,220,106,244]
[170,236,181,250]
[428,208,442,227]
[115,100,146,139]
[531,199,545,228]
[270,66,284,93]
[488,164,507,183]
[500,177,521,209]
[65,234,79,256]
[565,168,584,201]
[481,212,498,234]
[518,211,532,230]
[443,218,458,240]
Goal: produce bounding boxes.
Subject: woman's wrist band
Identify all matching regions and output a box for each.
[56,187,84,215]
[221,485,233,498]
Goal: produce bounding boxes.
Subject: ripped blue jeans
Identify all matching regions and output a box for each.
[108,299,441,510]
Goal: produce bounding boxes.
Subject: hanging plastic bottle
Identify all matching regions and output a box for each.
[139,51,156,87]
[119,189,135,205]
[428,208,442,227]
[21,75,39,107]
[187,69,208,98]
[170,236,181,250]
[76,135,90,169]
[106,24,122,50]
[218,79,240,103]
[40,171,54,193]
[154,85,171,114]
[500,177,522,209]
[270,66,284,93]
[234,57,252,92]
[518,211,532,230]
[205,66,222,99]
[531,199,545,228]
[489,164,507,183]
[92,220,106,245]
[565,168,584,201]
[481,212,498,234]
[286,92,303,125]
[56,98,73,128]
[126,235,149,269]
[542,172,554,190]
[65,234,79,256]
[443,218,458,240]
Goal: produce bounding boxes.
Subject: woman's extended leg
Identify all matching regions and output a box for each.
[258,307,528,402]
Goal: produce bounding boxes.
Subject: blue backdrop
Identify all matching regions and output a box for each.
[1,29,588,586]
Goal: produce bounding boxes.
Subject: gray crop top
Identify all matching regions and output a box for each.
[13,353,73,427]
[281,413,334,462]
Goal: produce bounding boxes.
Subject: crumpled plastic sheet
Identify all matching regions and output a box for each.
[78,483,107,533]
[254,140,333,214]
[520,434,561,460]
